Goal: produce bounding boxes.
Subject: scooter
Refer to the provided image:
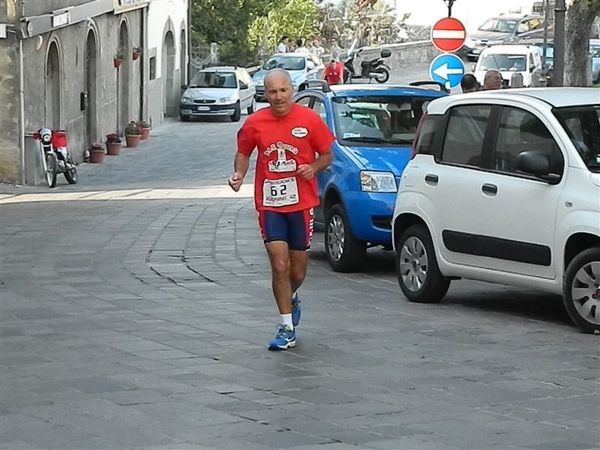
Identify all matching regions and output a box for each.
[32,128,78,188]
[343,41,391,84]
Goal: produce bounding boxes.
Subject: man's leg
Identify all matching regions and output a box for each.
[289,250,308,293]
[265,241,293,314]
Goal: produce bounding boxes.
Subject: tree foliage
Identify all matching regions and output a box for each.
[248,0,321,60]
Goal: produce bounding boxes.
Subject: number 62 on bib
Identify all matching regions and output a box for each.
[263,177,299,207]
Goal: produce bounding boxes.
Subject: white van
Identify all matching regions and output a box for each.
[474,44,543,87]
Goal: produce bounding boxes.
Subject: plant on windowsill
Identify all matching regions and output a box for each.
[132,47,142,61]
[105,133,122,156]
[124,121,142,148]
[136,120,151,140]
[89,143,105,164]
[114,54,124,68]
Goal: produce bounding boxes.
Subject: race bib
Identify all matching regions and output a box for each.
[262,177,299,207]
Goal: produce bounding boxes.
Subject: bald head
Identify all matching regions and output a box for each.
[264,68,293,88]
[264,69,294,117]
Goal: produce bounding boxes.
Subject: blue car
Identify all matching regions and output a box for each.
[294,83,447,272]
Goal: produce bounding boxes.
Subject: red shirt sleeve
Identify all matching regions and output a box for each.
[237,120,256,156]
[310,114,335,154]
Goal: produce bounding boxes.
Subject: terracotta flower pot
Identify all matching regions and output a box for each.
[140,127,150,140]
[132,51,141,61]
[106,142,121,155]
[113,58,123,68]
[125,134,142,148]
[89,148,105,163]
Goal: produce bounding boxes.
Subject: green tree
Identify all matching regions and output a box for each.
[248,0,321,60]
[191,0,280,65]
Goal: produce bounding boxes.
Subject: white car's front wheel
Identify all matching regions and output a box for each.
[563,247,600,333]
[396,225,450,303]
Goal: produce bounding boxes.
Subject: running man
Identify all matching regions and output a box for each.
[229,69,334,350]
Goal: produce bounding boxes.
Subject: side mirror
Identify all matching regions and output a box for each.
[529,65,535,73]
[516,151,561,184]
[181,85,188,90]
[239,82,248,90]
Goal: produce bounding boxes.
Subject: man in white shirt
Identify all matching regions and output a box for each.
[277,36,289,53]
[294,38,310,54]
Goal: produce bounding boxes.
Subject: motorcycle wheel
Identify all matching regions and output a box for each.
[374,67,390,84]
[45,153,58,188]
[64,159,78,184]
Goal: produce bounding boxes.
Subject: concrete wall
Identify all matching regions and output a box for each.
[356,40,438,73]
[19,10,144,166]
[0,0,20,183]
[146,0,187,126]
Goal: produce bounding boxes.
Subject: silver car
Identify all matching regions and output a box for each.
[180,66,256,122]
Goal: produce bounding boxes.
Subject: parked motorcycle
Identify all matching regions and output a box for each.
[32,128,78,188]
[343,42,391,84]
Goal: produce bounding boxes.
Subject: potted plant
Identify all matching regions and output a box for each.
[136,120,151,140]
[89,143,105,164]
[114,54,124,68]
[105,133,122,155]
[132,47,142,61]
[124,121,142,148]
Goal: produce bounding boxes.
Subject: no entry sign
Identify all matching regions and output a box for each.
[431,17,466,53]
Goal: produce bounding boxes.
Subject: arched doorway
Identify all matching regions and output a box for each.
[117,22,130,134]
[162,31,176,117]
[46,42,61,129]
[84,30,98,147]
[180,28,187,86]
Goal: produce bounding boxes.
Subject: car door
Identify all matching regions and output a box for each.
[434,103,562,279]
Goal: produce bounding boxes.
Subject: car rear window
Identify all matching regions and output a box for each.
[332,96,433,146]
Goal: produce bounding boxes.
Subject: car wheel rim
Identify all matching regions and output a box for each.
[571,261,600,326]
[327,215,345,262]
[399,236,428,292]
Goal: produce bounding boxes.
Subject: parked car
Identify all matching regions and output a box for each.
[180,66,256,122]
[294,82,447,272]
[392,88,600,333]
[460,13,545,61]
[591,39,600,84]
[252,53,324,101]
[474,44,543,87]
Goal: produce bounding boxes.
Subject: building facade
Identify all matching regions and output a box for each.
[0,0,188,185]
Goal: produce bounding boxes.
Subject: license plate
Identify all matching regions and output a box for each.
[196,106,209,111]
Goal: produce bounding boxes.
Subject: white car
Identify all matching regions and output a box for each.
[252,53,324,101]
[180,66,256,122]
[474,44,543,87]
[392,88,600,333]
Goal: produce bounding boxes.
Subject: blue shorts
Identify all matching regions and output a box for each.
[258,208,314,251]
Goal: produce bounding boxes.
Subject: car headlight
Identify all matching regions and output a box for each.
[217,96,234,104]
[181,96,192,104]
[360,171,397,193]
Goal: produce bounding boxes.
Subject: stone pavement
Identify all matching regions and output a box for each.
[0,116,599,450]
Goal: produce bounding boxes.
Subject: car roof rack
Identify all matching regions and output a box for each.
[301,79,331,93]
[409,81,450,94]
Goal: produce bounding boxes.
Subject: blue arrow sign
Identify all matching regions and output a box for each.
[429,53,465,90]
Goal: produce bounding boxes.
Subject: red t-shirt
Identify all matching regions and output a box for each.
[237,104,335,213]
[324,62,344,84]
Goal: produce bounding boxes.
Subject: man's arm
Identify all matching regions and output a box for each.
[296,149,333,180]
[228,152,250,191]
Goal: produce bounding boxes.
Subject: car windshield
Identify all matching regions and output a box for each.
[478,19,517,33]
[189,71,237,88]
[478,54,527,71]
[553,105,600,172]
[332,96,433,145]
[263,56,306,71]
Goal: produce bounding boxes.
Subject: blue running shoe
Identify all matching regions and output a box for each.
[291,293,301,327]
[268,325,296,351]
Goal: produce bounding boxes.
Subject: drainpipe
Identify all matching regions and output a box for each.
[18,0,26,185]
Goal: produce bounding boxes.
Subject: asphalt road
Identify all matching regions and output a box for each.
[0,112,598,450]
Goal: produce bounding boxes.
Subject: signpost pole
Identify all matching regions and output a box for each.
[443,0,456,17]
